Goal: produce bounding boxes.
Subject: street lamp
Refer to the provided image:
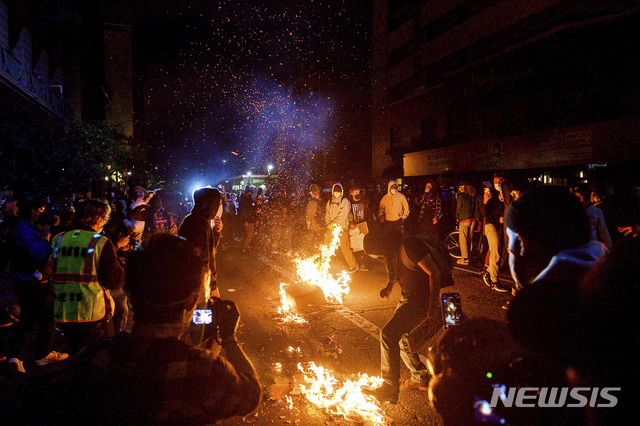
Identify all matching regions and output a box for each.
[247,171,252,186]
[267,164,273,174]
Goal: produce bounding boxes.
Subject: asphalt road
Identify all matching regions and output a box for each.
[216,245,514,425]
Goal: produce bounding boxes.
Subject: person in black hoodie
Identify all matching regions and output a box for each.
[178,187,223,299]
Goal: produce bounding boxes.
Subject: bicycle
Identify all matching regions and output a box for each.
[444,219,487,260]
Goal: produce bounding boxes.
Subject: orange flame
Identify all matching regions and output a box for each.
[277,225,351,321]
[277,283,307,324]
[297,361,387,425]
[292,224,350,303]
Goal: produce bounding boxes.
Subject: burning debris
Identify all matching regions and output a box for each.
[272,227,388,424]
[292,225,351,304]
[277,283,308,324]
[296,362,388,425]
[277,225,351,324]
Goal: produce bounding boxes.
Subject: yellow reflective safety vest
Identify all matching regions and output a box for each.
[51,230,110,322]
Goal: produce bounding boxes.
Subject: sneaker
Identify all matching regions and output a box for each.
[347,266,359,274]
[399,379,428,392]
[456,258,469,265]
[35,351,69,366]
[491,282,510,293]
[363,384,399,404]
[8,358,25,374]
[359,264,369,272]
[481,271,493,289]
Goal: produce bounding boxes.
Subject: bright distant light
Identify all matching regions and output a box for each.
[247,171,252,176]
[267,164,273,171]
[104,176,109,181]
[222,159,227,163]
[191,183,208,197]
[126,171,132,176]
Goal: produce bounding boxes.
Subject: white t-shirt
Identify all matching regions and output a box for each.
[127,199,147,234]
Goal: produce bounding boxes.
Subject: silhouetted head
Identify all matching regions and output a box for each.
[192,187,222,220]
[363,230,402,259]
[505,186,591,287]
[126,233,206,324]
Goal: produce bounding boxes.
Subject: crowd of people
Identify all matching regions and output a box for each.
[427,185,638,425]
[0,171,638,424]
[0,186,260,423]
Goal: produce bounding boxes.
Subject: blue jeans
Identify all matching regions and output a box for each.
[380,296,430,388]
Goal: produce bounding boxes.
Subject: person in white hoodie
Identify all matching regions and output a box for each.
[378,180,410,234]
[325,183,358,273]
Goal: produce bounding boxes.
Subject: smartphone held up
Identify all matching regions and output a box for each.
[441,293,463,329]
[192,309,213,325]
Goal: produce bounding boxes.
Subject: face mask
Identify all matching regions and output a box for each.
[390,189,397,195]
[333,192,342,199]
[494,183,502,192]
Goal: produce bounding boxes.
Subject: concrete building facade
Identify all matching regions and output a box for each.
[0,1,133,132]
[371,0,640,182]
[0,0,72,118]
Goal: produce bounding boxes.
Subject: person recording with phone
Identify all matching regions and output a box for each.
[20,234,261,424]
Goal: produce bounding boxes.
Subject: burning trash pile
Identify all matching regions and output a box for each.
[295,361,388,425]
[270,227,389,424]
[291,225,351,304]
[270,348,389,425]
[277,225,351,323]
[277,283,308,324]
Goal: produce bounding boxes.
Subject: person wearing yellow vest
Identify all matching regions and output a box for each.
[51,199,125,353]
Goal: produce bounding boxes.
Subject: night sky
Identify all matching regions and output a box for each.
[129,0,371,189]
